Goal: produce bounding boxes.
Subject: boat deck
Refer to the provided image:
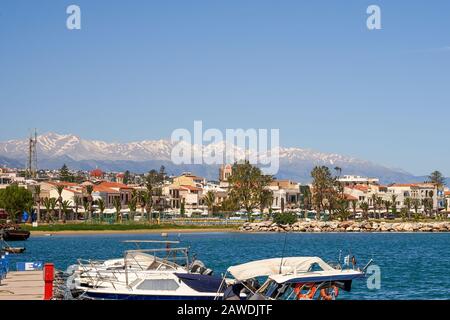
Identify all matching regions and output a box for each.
[0,271,44,300]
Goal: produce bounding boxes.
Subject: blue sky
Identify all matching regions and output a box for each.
[0,0,449,176]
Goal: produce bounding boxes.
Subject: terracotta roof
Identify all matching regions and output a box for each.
[97,181,131,189]
[445,191,450,196]
[180,185,202,192]
[343,194,358,201]
[90,169,104,177]
[93,185,120,193]
[347,184,369,192]
[48,181,80,187]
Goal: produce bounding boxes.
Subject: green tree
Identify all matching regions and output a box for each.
[376,197,383,220]
[0,184,33,221]
[48,197,57,223]
[97,198,106,222]
[127,197,137,221]
[336,199,350,221]
[391,194,398,217]
[73,195,81,221]
[383,200,391,218]
[56,185,65,221]
[404,197,412,220]
[360,201,369,220]
[428,170,446,188]
[123,170,131,185]
[85,185,94,221]
[311,166,338,220]
[59,164,73,182]
[227,161,273,220]
[42,197,52,222]
[33,185,42,223]
[180,198,186,217]
[113,197,122,223]
[61,200,70,223]
[259,189,274,220]
[203,191,216,217]
[412,198,421,220]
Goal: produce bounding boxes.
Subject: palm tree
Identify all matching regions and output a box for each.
[56,185,65,221]
[82,201,89,220]
[144,191,153,223]
[360,201,369,220]
[42,197,52,223]
[404,197,412,220]
[371,194,377,218]
[113,197,122,223]
[97,198,106,222]
[73,195,81,221]
[33,185,41,223]
[376,197,383,219]
[336,199,350,221]
[413,198,421,220]
[203,191,216,217]
[391,194,398,218]
[127,198,137,222]
[61,200,70,223]
[383,200,391,218]
[351,200,357,219]
[85,185,94,221]
[49,197,57,223]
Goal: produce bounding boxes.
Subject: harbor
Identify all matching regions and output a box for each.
[2,231,450,300]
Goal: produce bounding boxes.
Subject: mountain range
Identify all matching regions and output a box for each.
[0,132,442,184]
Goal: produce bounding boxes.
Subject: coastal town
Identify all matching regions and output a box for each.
[0,162,449,229]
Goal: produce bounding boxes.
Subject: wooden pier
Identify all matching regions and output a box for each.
[0,270,44,300]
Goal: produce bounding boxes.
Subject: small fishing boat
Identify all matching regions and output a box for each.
[2,246,26,254]
[1,224,30,241]
[217,256,370,300]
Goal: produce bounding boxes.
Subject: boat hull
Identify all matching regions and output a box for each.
[82,292,216,300]
[2,230,31,241]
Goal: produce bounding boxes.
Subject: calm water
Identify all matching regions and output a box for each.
[4,232,450,300]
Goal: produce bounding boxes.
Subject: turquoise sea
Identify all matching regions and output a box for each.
[4,232,450,300]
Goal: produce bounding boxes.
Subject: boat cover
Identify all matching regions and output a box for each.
[175,273,224,293]
[227,257,334,281]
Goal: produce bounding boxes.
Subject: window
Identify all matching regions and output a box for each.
[136,279,179,291]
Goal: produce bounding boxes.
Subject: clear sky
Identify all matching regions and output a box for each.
[0,0,449,176]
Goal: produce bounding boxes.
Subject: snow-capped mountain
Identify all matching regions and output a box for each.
[0,132,427,183]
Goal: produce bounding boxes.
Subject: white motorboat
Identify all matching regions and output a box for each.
[64,241,221,300]
[217,256,369,300]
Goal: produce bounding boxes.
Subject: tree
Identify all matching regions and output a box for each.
[0,184,33,221]
[85,185,94,221]
[97,198,106,222]
[376,197,383,219]
[311,166,337,220]
[412,198,421,220]
[42,197,52,222]
[33,185,42,223]
[49,198,57,222]
[371,194,378,218]
[360,201,369,220]
[404,197,412,220]
[73,195,81,221]
[113,197,122,223]
[61,200,70,223]
[203,191,216,217]
[391,194,398,217]
[259,189,274,220]
[82,201,89,220]
[383,200,391,218]
[56,185,65,221]
[227,161,273,220]
[123,170,131,185]
[59,164,73,182]
[428,170,446,189]
[351,200,357,218]
[127,197,137,222]
[336,199,350,221]
[180,198,186,217]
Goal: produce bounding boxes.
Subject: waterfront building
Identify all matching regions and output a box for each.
[268,180,301,212]
[338,175,380,187]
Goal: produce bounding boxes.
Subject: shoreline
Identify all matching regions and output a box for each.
[30,228,240,236]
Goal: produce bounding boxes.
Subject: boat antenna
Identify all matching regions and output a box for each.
[279,232,289,274]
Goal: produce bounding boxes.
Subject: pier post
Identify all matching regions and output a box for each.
[43,263,54,300]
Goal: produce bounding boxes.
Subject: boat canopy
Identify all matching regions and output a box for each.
[268,269,364,284]
[227,257,334,281]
